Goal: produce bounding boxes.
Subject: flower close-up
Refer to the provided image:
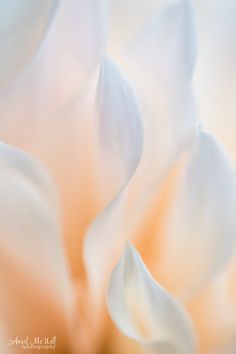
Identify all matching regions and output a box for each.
[1,1,236,354]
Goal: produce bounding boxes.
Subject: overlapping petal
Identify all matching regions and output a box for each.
[107,243,197,354]
[118,0,197,213]
[84,57,143,296]
[109,0,198,270]
[0,142,74,352]
[0,0,58,89]
[0,0,106,128]
[0,0,107,278]
[155,129,236,297]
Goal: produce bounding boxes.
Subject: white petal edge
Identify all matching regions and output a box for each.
[121,0,197,187]
[159,129,236,297]
[96,56,143,181]
[84,57,143,298]
[107,243,197,354]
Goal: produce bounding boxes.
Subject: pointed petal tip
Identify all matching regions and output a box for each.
[107,242,197,354]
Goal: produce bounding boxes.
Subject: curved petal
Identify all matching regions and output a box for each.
[106,0,198,270]
[194,0,236,161]
[0,0,107,279]
[28,0,107,110]
[84,57,143,296]
[0,142,74,352]
[66,57,144,351]
[107,243,197,354]
[156,129,236,298]
[118,0,197,205]
[0,0,106,124]
[96,56,143,191]
[0,0,58,89]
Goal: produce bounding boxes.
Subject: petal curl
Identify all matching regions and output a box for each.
[157,130,236,297]
[0,0,58,89]
[107,243,197,354]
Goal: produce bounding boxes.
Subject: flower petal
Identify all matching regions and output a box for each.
[0,0,58,89]
[189,274,236,354]
[120,0,197,197]
[156,130,236,297]
[0,142,74,351]
[107,243,197,354]
[106,0,198,267]
[128,0,196,91]
[0,1,107,278]
[0,0,106,122]
[29,0,107,109]
[84,57,143,295]
[194,0,236,160]
[96,56,143,186]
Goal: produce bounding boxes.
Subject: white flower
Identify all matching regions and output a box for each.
[0,1,235,354]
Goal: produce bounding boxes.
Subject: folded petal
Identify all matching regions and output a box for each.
[0,142,74,352]
[156,129,236,297]
[107,243,197,354]
[0,0,58,89]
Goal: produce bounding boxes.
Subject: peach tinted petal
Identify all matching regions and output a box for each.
[0,1,106,279]
[0,0,58,89]
[0,142,74,352]
[188,275,236,354]
[117,0,197,215]
[107,243,197,354]
[155,130,236,298]
[106,0,198,270]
